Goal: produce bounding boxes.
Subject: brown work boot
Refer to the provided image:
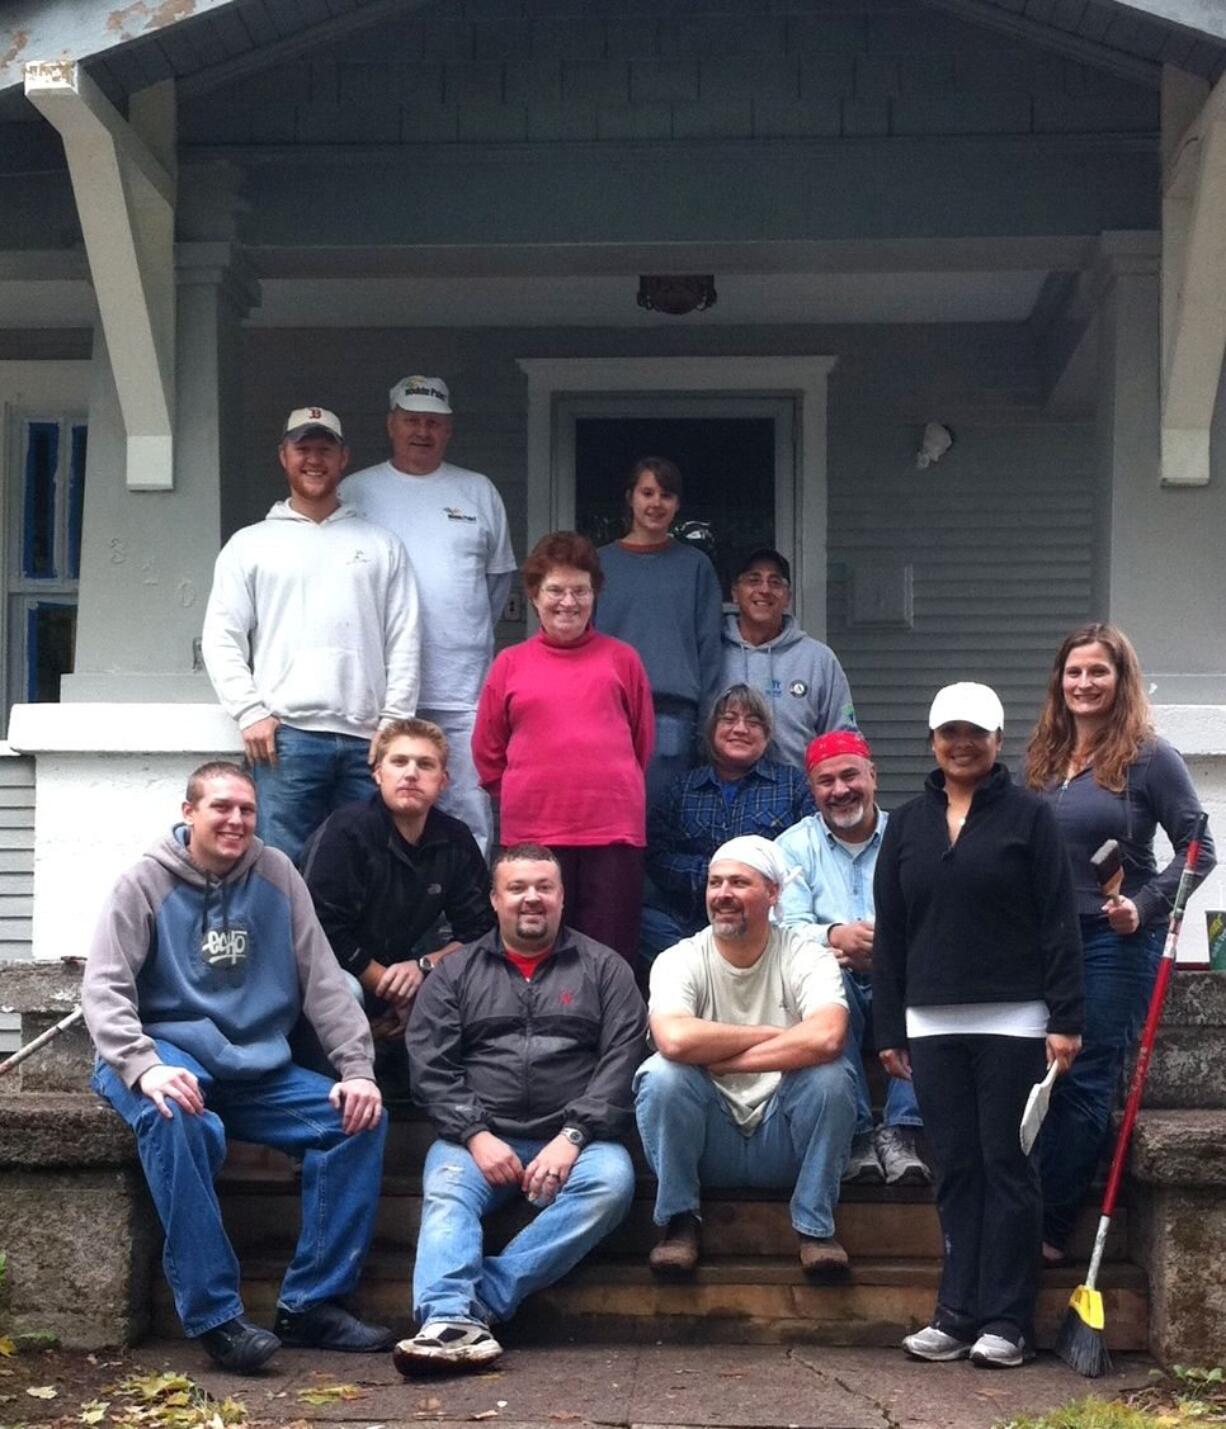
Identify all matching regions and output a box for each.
[649,1212,701,1275]
[798,1234,850,1279]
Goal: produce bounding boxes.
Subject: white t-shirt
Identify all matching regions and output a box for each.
[649,925,847,1133]
[340,460,517,709]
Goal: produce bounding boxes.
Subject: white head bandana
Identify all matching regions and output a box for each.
[709,835,800,911]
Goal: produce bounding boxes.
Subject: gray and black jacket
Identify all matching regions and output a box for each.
[406,926,647,1145]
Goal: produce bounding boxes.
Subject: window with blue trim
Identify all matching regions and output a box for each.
[7,416,86,720]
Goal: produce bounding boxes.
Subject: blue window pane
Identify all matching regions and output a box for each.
[23,422,59,579]
[67,425,87,579]
[26,602,76,702]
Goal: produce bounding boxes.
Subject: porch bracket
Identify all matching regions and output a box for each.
[23,60,176,492]
[1160,66,1226,488]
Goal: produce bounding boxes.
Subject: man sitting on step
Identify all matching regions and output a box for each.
[396,843,646,1373]
[83,762,392,1374]
[634,835,857,1278]
[775,731,931,1186]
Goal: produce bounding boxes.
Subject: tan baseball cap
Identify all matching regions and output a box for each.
[283,406,344,443]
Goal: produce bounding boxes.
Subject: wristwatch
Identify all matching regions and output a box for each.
[560,1125,587,1148]
[417,954,435,974]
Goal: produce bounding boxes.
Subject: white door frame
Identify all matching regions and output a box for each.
[516,356,836,637]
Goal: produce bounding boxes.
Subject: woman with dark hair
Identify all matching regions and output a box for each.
[473,531,654,966]
[594,457,723,810]
[1024,622,1214,1265]
[874,683,1082,1368]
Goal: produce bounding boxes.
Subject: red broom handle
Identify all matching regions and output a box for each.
[1099,812,1208,1219]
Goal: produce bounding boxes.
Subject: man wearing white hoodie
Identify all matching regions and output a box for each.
[720,548,856,771]
[203,408,420,864]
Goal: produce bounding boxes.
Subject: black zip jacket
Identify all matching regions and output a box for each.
[406,926,647,1144]
[872,763,1083,1049]
[301,795,494,975]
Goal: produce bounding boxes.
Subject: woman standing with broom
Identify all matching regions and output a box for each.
[1024,623,1215,1267]
[873,682,1083,1368]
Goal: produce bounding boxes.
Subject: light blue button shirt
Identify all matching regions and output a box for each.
[775,808,889,945]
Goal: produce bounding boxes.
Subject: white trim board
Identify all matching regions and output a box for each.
[516,356,836,638]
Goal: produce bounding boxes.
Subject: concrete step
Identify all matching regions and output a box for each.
[151,1253,1149,1351]
[217,1181,1130,1263]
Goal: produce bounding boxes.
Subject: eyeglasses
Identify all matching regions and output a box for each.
[540,584,594,602]
[716,712,767,731]
[737,573,789,591]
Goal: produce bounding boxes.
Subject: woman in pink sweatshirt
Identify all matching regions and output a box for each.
[473,531,654,967]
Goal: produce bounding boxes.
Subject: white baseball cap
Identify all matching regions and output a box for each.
[283,406,344,443]
[928,681,1005,733]
[389,375,452,414]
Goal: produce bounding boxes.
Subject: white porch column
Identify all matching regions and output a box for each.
[8,237,256,960]
[62,240,259,701]
[1093,233,1226,961]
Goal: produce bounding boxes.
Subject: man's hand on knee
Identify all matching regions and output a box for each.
[521,1135,580,1200]
[330,1076,384,1135]
[467,1130,523,1187]
[138,1064,204,1119]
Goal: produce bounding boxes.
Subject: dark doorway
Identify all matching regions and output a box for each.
[573,417,776,595]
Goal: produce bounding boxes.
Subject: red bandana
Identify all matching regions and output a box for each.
[805,729,873,772]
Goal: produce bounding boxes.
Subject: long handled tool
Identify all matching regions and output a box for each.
[1056,812,1209,1377]
[0,1005,83,1079]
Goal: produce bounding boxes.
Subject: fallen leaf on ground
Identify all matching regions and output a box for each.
[296,1382,367,1406]
[80,1399,110,1423]
[0,1337,14,1357]
[26,1385,59,1398]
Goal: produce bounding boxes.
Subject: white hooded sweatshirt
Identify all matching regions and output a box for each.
[202,500,420,738]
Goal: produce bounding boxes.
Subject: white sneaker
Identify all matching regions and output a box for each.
[902,1325,972,1361]
[392,1320,503,1373]
[875,1125,932,1185]
[969,1332,1032,1368]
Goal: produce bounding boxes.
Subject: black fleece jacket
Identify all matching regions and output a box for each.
[871,764,1083,1049]
[301,794,494,976]
[406,925,647,1145]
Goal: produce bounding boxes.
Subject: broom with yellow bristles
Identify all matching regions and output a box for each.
[1056,811,1209,1377]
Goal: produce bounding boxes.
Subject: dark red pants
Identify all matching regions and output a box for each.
[550,843,644,968]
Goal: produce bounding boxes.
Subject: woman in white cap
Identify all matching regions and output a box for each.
[871,683,1082,1369]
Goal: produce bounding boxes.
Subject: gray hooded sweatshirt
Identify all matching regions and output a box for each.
[82,828,374,1089]
[720,612,857,770]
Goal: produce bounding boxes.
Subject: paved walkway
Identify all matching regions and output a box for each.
[126,1340,1155,1429]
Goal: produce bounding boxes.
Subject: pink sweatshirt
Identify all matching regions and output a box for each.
[473,628,655,846]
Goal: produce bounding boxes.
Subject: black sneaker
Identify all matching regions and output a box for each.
[197,1316,280,1374]
[274,1299,394,1352]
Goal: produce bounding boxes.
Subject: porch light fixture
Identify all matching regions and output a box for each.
[637,275,717,316]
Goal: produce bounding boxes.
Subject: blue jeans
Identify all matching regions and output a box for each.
[843,971,922,1135]
[413,1137,635,1327]
[252,725,373,865]
[419,706,491,859]
[639,900,702,967]
[92,1039,387,1337]
[646,709,697,814]
[633,1053,857,1238]
[1039,917,1163,1248]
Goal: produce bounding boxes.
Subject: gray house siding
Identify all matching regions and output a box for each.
[0,750,35,1050]
[238,320,1093,807]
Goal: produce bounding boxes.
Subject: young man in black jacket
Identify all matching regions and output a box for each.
[302,718,494,1041]
[396,843,646,1372]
